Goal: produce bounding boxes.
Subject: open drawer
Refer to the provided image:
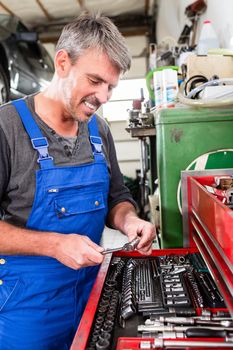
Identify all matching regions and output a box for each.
[71,170,233,350]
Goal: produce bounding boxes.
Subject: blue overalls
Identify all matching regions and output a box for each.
[0,99,109,350]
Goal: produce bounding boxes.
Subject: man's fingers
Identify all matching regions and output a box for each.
[56,234,104,269]
[137,241,153,255]
[137,228,156,250]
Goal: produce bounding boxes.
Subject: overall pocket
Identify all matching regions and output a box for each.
[53,190,107,240]
[41,187,107,239]
[27,180,108,238]
[54,191,105,217]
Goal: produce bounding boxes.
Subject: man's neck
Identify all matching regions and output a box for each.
[34,93,79,137]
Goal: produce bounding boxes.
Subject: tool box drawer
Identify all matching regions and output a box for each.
[71,173,233,350]
[71,250,232,350]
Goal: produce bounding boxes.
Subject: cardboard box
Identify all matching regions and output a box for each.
[186,54,233,79]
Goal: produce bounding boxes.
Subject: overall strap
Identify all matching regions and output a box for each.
[88,115,104,159]
[12,99,54,169]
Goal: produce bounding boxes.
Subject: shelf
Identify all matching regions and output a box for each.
[125,126,156,138]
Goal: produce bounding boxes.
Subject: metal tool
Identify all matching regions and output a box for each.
[138,324,233,332]
[145,316,233,328]
[102,237,140,255]
[140,339,233,349]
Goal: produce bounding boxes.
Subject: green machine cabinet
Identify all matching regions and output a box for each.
[156,107,233,248]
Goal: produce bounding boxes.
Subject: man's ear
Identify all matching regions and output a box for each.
[55,50,71,77]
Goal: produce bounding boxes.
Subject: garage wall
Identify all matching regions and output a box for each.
[107,35,147,178]
[107,120,141,178]
[124,35,148,78]
[156,0,233,49]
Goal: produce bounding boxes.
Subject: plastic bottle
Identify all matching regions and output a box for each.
[153,70,163,108]
[162,69,178,107]
[197,20,219,55]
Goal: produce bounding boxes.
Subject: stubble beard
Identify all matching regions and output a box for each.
[62,76,101,123]
[62,82,89,123]
[70,96,95,122]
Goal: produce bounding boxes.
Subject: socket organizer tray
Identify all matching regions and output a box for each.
[71,252,231,350]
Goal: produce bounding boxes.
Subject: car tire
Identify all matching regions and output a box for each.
[0,64,9,104]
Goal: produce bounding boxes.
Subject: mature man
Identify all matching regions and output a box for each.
[0,13,156,349]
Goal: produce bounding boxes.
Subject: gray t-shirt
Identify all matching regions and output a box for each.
[0,95,135,227]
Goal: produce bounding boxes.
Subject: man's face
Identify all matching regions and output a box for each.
[61,48,121,122]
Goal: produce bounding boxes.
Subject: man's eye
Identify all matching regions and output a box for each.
[89,79,99,85]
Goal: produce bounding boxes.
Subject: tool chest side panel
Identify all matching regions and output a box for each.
[189,176,233,265]
[191,223,233,317]
[188,175,233,317]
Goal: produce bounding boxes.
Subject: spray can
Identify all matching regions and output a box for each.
[162,69,178,107]
[153,70,163,108]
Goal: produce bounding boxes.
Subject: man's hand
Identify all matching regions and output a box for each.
[0,221,104,269]
[53,233,104,270]
[124,217,156,255]
[108,202,157,256]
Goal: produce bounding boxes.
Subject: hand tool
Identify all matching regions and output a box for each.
[121,303,136,320]
[140,330,233,341]
[138,324,233,332]
[170,267,186,275]
[183,271,204,308]
[140,338,233,349]
[145,316,233,328]
[96,338,110,350]
[185,328,233,338]
[143,307,196,318]
[102,237,140,255]
[150,258,160,278]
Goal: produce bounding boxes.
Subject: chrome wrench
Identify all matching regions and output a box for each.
[102,237,140,255]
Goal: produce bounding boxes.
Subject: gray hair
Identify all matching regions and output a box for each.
[55,13,131,73]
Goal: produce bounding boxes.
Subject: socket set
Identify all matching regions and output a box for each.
[84,252,227,350]
[86,258,125,350]
[135,258,163,313]
[157,255,192,308]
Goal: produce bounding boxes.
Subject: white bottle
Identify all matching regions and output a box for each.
[162,69,178,107]
[153,70,163,108]
[197,20,219,55]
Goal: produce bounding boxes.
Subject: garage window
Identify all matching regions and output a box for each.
[103,78,149,121]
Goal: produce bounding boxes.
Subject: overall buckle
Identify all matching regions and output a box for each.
[31,137,53,163]
[90,136,103,153]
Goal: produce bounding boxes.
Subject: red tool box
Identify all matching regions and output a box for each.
[71,171,233,350]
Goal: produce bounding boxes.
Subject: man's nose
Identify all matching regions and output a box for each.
[95,86,111,104]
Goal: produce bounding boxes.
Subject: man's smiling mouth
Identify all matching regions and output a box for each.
[84,101,96,110]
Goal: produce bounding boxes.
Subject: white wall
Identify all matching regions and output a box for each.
[156,0,233,49]
[124,35,148,78]
[107,120,141,178]
[95,109,141,179]
[106,35,148,178]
